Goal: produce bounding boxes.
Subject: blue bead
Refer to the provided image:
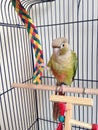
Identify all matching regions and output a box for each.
[59,116,65,122]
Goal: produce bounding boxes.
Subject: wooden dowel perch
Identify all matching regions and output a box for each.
[50,95,93,106]
[50,94,93,130]
[12,83,98,95]
[70,119,92,129]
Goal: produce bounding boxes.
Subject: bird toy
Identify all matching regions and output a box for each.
[11,0,44,84]
[56,102,66,130]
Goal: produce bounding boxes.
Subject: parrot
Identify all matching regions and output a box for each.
[47,37,78,120]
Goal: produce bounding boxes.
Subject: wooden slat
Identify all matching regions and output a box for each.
[64,103,72,130]
[50,95,93,106]
[70,119,92,129]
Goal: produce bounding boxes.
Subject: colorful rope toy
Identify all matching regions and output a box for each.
[11,0,44,84]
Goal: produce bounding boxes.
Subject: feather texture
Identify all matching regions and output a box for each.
[47,50,77,85]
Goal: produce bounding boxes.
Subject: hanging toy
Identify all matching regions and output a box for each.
[11,0,44,84]
[56,102,67,130]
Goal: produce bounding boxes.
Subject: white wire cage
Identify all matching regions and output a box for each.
[0,0,98,130]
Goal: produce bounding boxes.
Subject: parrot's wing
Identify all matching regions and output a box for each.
[72,51,78,80]
[47,55,53,74]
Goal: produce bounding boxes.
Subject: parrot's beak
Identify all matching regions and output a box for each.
[53,47,60,56]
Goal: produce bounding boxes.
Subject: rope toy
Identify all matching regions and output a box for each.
[11,0,44,84]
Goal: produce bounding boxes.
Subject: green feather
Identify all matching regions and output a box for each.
[47,50,78,85]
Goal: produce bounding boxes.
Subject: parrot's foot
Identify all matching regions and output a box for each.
[55,83,66,95]
[36,63,50,72]
[58,84,65,95]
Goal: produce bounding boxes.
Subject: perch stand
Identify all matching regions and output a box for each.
[12,83,98,130]
[50,95,93,130]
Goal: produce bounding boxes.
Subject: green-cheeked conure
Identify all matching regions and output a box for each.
[47,37,78,120]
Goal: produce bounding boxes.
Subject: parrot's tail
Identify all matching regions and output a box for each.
[53,102,60,120]
[53,83,65,121]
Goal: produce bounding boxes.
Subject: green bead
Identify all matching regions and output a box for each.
[59,116,65,122]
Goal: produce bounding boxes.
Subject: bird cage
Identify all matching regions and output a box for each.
[0,0,98,130]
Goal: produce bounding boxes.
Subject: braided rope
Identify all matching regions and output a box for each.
[11,0,44,84]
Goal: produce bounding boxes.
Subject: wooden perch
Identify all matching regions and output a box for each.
[12,83,98,95]
[49,94,93,130]
[70,119,92,129]
[12,83,97,130]
[50,95,93,106]
[64,103,73,130]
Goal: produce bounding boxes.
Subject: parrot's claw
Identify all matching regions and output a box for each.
[58,85,65,95]
[55,86,60,95]
[55,83,65,95]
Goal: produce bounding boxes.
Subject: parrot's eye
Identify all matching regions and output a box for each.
[60,43,65,49]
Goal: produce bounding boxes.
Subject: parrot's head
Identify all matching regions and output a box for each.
[52,37,69,56]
